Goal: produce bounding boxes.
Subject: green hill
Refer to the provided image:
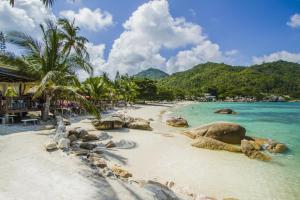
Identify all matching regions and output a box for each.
[158,61,300,99]
[134,68,169,80]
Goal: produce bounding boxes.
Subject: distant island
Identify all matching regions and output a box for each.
[133,60,300,102]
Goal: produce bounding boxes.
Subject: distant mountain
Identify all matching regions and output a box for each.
[134,68,169,80]
[158,61,300,99]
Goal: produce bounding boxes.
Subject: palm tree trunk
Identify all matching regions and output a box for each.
[42,95,51,121]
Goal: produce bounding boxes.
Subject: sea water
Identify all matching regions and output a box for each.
[174,102,300,199]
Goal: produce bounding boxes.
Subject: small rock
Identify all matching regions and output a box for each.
[98,132,111,141]
[90,157,107,168]
[82,134,98,142]
[68,134,78,143]
[214,108,237,114]
[63,118,71,126]
[267,142,287,153]
[111,165,132,178]
[241,139,271,161]
[44,140,57,151]
[80,142,97,150]
[105,140,116,148]
[76,128,89,139]
[58,138,70,150]
[128,118,152,131]
[166,117,188,128]
[72,149,89,156]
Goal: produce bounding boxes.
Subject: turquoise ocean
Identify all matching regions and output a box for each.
[174,102,300,199]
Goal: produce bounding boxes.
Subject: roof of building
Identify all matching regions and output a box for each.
[0,66,35,82]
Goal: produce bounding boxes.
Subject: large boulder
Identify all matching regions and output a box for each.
[182,122,246,144]
[92,116,124,130]
[241,139,271,161]
[166,117,188,128]
[128,118,152,131]
[68,128,88,139]
[192,136,241,153]
[214,108,237,114]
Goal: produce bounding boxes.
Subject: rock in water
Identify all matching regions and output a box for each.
[58,138,70,150]
[111,165,132,178]
[166,117,188,128]
[267,142,287,153]
[44,140,58,151]
[192,137,241,153]
[182,122,246,144]
[128,118,152,131]
[82,134,98,142]
[214,108,237,114]
[241,140,271,161]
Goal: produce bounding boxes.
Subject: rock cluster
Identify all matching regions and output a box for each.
[181,121,287,161]
[92,114,152,131]
[166,117,188,128]
[214,108,237,114]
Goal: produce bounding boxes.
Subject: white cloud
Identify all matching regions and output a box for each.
[60,8,113,31]
[287,13,300,28]
[77,42,106,81]
[166,41,223,73]
[0,0,55,36]
[225,49,239,56]
[252,51,300,64]
[106,0,227,76]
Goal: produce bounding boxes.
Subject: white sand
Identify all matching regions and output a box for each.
[0,102,291,200]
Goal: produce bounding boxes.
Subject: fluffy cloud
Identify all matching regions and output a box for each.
[105,0,232,76]
[287,13,300,28]
[166,41,223,73]
[252,51,300,64]
[60,8,113,31]
[77,42,106,81]
[105,0,211,76]
[0,0,55,36]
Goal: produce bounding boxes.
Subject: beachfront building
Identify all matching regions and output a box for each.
[0,66,39,122]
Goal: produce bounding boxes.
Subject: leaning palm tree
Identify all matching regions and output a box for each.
[0,19,94,121]
[10,0,56,7]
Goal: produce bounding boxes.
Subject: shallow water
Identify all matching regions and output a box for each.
[174,102,300,199]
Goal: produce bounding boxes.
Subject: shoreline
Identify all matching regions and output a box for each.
[0,101,294,200]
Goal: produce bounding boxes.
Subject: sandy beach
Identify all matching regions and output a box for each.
[0,102,292,200]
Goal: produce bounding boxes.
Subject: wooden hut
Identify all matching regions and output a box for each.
[0,66,39,116]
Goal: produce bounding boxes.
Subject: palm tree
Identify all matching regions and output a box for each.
[114,74,138,106]
[81,76,114,112]
[10,0,56,7]
[0,19,93,121]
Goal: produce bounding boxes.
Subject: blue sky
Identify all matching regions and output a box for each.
[1,0,300,77]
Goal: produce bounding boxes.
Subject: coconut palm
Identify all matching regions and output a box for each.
[114,74,138,106]
[0,19,94,121]
[10,0,56,7]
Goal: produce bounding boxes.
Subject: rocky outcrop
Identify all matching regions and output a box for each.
[92,116,124,130]
[245,137,287,153]
[214,108,237,114]
[182,122,246,144]
[166,117,188,128]
[111,165,132,178]
[68,128,88,139]
[192,136,241,153]
[128,118,152,131]
[241,139,271,161]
